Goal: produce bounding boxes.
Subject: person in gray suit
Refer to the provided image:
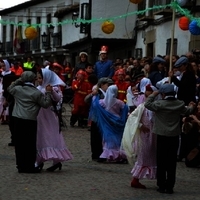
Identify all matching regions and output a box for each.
[144,84,196,194]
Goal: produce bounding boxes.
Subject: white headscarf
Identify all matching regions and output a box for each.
[1,60,11,76]
[103,85,118,111]
[138,77,152,93]
[126,86,134,107]
[37,68,66,90]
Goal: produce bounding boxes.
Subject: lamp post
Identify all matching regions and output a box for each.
[72,3,90,34]
[72,12,80,28]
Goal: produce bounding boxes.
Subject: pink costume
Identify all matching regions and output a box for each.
[36,68,73,165]
[99,85,127,161]
[131,107,157,179]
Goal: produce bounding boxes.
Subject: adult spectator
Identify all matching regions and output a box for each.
[10,61,24,76]
[73,52,90,78]
[169,56,197,162]
[23,57,34,71]
[148,56,166,87]
[94,46,114,79]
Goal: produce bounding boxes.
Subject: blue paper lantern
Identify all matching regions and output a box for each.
[177,0,188,7]
[189,20,200,35]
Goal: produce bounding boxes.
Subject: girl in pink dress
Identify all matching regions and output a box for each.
[122,84,157,189]
[36,68,73,171]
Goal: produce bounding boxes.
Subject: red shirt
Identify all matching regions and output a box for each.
[115,80,130,102]
[10,66,24,76]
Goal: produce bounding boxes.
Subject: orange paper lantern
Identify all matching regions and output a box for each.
[179,16,190,31]
[101,21,115,34]
[129,0,143,4]
[24,26,38,40]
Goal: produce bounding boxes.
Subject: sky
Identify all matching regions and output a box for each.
[0,0,30,10]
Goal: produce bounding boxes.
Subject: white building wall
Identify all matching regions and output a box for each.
[1,0,71,41]
[91,0,137,39]
[136,18,191,57]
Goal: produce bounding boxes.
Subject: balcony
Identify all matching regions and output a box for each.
[153,0,172,16]
[137,1,154,22]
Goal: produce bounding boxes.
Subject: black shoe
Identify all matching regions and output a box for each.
[177,156,183,162]
[70,123,74,127]
[46,162,62,172]
[157,188,166,193]
[37,163,44,171]
[116,159,128,164]
[8,142,15,146]
[166,188,174,194]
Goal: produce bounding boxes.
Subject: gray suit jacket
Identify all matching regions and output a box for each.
[144,94,194,137]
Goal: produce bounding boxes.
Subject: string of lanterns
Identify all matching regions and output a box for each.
[4,0,200,39]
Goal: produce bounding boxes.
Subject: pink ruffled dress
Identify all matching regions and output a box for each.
[36,87,73,165]
[131,108,157,179]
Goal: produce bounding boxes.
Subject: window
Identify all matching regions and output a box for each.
[166,38,177,55]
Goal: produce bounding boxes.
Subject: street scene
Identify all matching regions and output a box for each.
[0,104,200,200]
[0,0,200,199]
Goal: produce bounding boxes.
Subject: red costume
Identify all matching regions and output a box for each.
[115,69,130,102]
[70,70,92,127]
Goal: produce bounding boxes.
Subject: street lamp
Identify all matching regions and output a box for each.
[72,3,90,34]
[72,12,80,28]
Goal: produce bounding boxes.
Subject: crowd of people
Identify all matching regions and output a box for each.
[0,45,200,195]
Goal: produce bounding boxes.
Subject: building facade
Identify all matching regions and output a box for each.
[0,0,199,66]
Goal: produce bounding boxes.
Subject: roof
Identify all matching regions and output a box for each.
[54,3,79,18]
[0,0,49,15]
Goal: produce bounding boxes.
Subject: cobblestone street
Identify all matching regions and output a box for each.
[0,104,200,200]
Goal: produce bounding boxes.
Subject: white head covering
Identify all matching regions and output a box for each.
[138,77,152,93]
[38,68,66,90]
[1,60,11,76]
[103,85,118,111]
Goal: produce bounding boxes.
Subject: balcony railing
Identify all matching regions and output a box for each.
[153,0,172,16]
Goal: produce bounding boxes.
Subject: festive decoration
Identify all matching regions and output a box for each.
[101,21,115,34]
[129,0,143,4]
[0,3,173,27]
[24,26,37,40]
[177,0,188,7]
[179,16,189,31]
[189,20,200,35]
[0,2,199,30]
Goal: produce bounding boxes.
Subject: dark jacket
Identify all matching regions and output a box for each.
[172,70,196,105]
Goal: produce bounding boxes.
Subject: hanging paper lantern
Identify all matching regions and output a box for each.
[129,0,143,4]
[179,16,189,31]
[24,26,38,40]
[189,20,200,35]
[101,21,115,34]
[177,0,188,7]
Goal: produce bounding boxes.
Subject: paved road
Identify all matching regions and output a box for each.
[0,104,200,200]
